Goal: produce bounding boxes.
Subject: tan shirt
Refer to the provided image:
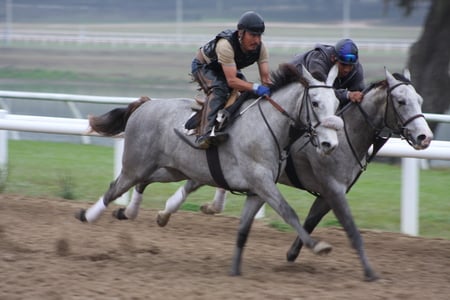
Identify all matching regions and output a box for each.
[200,38,269,67]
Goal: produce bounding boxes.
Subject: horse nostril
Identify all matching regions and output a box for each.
[321,141,331,150]
[417,134,426,142]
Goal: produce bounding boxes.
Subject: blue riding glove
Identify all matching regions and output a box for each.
[253,83,271,97]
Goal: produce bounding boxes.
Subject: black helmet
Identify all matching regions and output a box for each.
[334,38,358,65]
[237,11,265,35]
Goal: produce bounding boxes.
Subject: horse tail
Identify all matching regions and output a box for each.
[89,96,150,136]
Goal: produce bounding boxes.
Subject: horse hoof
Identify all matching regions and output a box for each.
[364,271,380,282]
[229,270,241,277]
[286,250,300,262]
[74,209,87,222]
[156,211,171,227]
[312,240,332,255]
[200,203,218,215]
[112,208,129,220]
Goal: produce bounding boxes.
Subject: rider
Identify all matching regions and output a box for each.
[290,38,365,108]
[189,11,271,149]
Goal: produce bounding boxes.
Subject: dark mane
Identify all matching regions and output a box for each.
[268,63,303,93]
[362,72,410,95]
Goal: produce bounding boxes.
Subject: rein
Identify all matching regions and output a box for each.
[258,84,333,182]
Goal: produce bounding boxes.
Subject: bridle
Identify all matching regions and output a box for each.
[342,80,425,170]
[258,83,334,181]
[385,82,425,146]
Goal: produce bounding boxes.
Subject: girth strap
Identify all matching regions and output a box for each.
[206,146,232,191]
[285,154,304,190]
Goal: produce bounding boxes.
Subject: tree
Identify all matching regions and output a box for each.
[388,0,450,132]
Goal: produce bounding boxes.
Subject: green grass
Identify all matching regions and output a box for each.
[0,22,413,98]
[4,140,450,239]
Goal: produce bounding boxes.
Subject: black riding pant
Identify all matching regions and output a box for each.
[191,58,231,127]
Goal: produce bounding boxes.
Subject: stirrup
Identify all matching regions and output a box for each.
[196,127,229,149]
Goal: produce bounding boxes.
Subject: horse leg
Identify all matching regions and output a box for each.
[327,193,379,281]
[230,194,264,276]
[258,183,332,255]
[112,183,148,220]
[200,188,227,215]
[286,196,331,262]
[75,173,136,223]
[156,180,204,227]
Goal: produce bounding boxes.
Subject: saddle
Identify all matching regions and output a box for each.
[184,89,250,139]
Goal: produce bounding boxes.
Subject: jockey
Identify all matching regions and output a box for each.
[190,11,271,149]
[290,38,365,108]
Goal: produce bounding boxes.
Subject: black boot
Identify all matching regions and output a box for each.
[196,125,229,149]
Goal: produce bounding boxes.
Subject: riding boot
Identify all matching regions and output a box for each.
[196,97,229,149]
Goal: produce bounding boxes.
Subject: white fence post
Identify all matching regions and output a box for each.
[401,158,419,236]
[0,110,8,171]
[255,205,265,219]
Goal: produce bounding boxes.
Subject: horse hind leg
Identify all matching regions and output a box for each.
[156,180,204,227]
[112,183,148,220]
[75,174,136,223]
[200,188,227,215]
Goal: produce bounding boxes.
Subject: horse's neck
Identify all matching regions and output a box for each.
[342,87,387,156]
[255,84,303,130]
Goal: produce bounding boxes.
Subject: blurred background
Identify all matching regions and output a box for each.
[2,0,446,143]
[0,0,429,97]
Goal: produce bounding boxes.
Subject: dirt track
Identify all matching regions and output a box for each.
[1,195,449,300]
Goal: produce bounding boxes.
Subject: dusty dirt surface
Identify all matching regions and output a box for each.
[1,195,449,300]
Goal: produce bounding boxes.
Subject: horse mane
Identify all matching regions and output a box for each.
[268,63,305,93]
[363,72,411,95]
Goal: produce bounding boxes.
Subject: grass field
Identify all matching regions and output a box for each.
[3,140,450,239]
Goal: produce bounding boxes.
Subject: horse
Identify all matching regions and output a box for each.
[74,63,345,276]
[148,68,433,281]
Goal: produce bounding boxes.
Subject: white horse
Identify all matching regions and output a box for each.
[137,68,432,281]
[75,64,344,276]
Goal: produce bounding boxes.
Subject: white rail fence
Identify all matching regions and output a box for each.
[0,90,450,236]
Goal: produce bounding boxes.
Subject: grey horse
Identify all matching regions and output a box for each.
[74,63,344,275]
[146,68,433,281]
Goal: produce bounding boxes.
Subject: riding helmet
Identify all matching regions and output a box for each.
[334,38,358,65]
[237,11,265,35]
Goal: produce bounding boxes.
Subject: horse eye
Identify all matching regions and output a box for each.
[397,100,406,105]
[312,101,319,108]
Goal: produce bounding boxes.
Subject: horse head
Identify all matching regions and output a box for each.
[301,64,343,154]
[384,68,433,150]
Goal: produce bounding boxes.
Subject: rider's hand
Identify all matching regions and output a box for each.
[253,83,271,97]
[348,91,363,103]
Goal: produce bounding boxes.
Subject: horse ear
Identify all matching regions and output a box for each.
[384,67,397,86]
[326,64,338,86]
[301,64,318,85]
[403,68,411,81]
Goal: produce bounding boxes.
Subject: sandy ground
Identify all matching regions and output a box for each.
[1,194,449,300]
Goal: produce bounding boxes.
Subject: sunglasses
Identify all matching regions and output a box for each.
[338,53,357,64]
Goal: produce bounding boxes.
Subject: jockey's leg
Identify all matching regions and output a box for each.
[194,68,230,149]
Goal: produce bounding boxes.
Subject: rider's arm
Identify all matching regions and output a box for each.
[341,63,365,103]
[257,44,271,86]
[217,39,261,92]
